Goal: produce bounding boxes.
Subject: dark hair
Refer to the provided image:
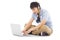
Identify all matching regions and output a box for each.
[30,2,41,23]
[30,2,41,9]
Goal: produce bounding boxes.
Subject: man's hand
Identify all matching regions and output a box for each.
[22,30,28,36]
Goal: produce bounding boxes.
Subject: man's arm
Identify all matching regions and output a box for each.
[36,19,46,29]
[23,18,34,31]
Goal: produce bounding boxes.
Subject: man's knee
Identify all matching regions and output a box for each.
[44,26,53,35]
[47,29,53,35]
[40,25,53,35]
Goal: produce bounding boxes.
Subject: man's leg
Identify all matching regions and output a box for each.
[32,25,53,36]
[26,25,41,35]
[24,24,36,31]
[24,24,53,36]
[32,25,53,35]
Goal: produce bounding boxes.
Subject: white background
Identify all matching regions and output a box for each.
[0,0,60,40]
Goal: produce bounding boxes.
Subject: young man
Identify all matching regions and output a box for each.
[22,2,53,36]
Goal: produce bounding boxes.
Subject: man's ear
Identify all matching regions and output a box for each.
[38,6,40,11]
[38,6,40,9]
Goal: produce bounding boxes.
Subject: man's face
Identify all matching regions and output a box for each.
[31,7,39,14]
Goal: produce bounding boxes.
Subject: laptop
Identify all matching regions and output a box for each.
[11,24,36,37]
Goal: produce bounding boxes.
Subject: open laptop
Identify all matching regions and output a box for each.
[11,24,36,37]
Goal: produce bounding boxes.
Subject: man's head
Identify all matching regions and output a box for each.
[30,2,41,14]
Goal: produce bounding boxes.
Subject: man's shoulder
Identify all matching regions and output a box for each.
[41,8,48,13]
[40,8,50,17]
